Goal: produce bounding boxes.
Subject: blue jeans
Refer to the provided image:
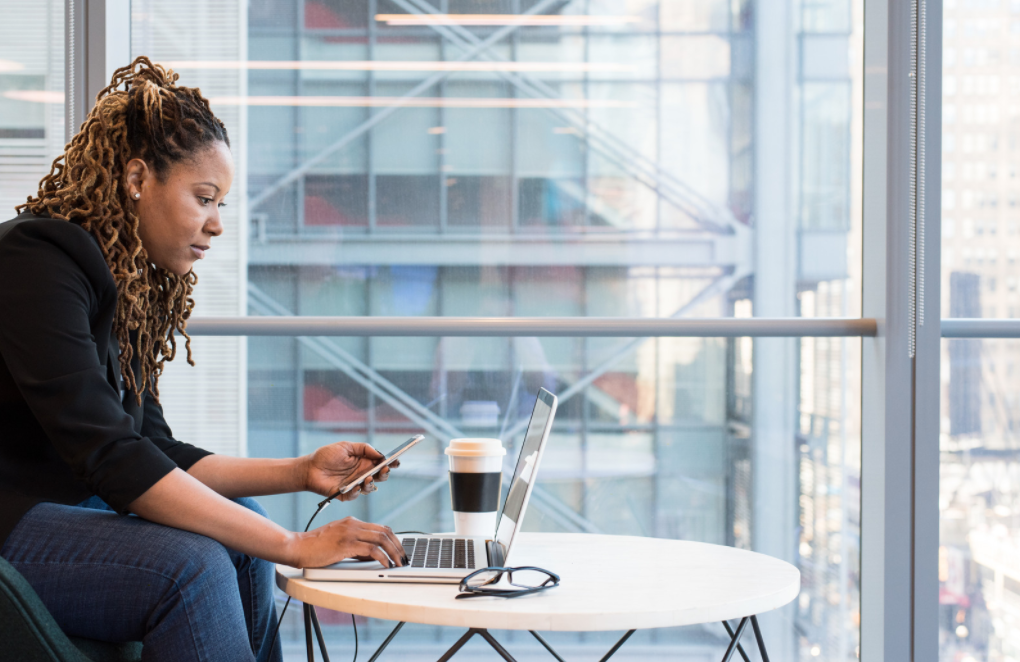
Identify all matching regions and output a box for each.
[0,496,283,662]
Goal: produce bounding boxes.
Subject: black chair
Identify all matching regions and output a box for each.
[0,555,142,662]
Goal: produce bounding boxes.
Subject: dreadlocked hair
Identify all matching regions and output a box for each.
[16,55,229,404]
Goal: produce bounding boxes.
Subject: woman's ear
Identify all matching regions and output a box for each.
[123,158,151,200]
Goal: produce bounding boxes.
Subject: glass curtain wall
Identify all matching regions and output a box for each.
[941,1,1020,659]
[134,1,865,660]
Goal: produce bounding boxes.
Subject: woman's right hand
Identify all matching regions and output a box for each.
[288,516,407,569]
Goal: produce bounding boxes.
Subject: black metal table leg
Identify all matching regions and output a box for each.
[720,615,774,662]
[304,604,315,662]
[309,607,332,662]
[477,629,519,662]
[297,611,768,662]
[435,628,480,662]
[720,617,749,662]
[750,616,770,662]
[527,628,636,662]
[529,631,566,662]
[365,621,406,662]
[597,629,636,662]
[721,620,752,662]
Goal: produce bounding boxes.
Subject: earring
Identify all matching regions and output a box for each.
[133,192,140,199]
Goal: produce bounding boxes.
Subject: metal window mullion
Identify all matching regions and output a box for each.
[912,0,941,654]
[291,275,304,532]
[908,0,928,358]
[582,0,591,229]
[908,0,919,358]
[652,268,662,571]
[291,9,307,536]
[580,267,590,553]
[918,0,927,332]
[66,0,129,143]
[861,0,916,658]
[510,0,520,234]
[438,23,448,233]
[861,0,941,659]
[293,4,305,233]
[65,0,81,143]
[368,0,378,232]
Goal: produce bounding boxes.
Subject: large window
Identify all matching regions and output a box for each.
[0,0,872,659]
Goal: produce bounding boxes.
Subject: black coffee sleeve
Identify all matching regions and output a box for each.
[449,472,502,512]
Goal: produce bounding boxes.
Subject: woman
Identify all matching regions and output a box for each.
[0,57,405,662]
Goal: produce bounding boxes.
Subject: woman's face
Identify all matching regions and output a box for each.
[125,140,234,276]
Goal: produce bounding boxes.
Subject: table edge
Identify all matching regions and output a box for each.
[275,535,801,632]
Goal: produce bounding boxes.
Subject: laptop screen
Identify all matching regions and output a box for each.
[493,388,557,552]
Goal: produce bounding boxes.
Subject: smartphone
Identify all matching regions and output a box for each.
[338,435,425,495]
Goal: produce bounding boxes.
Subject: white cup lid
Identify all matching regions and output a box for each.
[445,438,506,457]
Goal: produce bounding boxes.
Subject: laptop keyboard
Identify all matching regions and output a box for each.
[402,537,476,569]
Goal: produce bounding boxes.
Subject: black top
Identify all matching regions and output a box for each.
[0,211,212,548]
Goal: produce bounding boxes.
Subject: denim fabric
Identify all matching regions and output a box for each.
[0,496,282,662]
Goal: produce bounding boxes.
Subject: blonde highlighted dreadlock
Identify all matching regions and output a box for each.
[16,56,229,403]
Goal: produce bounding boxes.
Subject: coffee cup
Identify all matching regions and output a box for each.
[445,438,506,537]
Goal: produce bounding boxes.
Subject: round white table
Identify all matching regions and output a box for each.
[276,532,800,662]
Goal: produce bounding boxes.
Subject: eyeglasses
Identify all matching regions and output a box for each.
[456,566,560,599]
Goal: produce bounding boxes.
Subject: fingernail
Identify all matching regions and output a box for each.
[403,555,409,564]
[389,561,395,568]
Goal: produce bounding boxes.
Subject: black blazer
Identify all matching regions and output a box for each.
[0,211,211,548]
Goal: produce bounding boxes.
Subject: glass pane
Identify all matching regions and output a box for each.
[0,3,64,215]
[126,0,863,658]
[940,338,1020,661]
[940,1,1020,322]
[246,332,861,659]
[940,1,1020,659]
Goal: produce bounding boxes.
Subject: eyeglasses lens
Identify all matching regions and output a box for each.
[507,568,553,589]
[465,569,503,589]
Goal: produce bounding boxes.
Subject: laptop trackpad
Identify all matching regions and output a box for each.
[317,558,386,571]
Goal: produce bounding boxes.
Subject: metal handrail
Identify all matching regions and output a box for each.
[941,319,1020,338]
[186,316,878,337]
[184,316,1020,338]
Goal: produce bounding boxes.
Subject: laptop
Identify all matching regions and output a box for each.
[303,388,558,583]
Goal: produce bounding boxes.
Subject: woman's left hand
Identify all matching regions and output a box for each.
[304,441,399,501]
